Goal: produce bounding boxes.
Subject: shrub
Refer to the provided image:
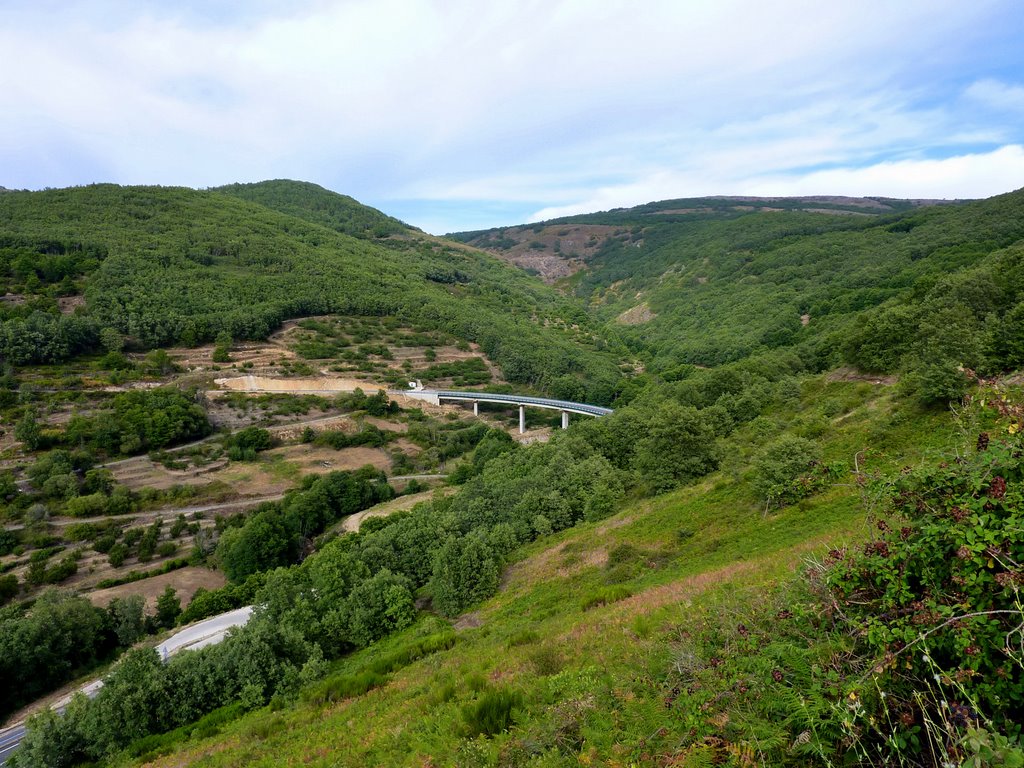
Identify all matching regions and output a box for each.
[633,403,720,492]
[302,671,385,706]
[0,529,18,556]
[156,541,177,558]
[752,434,824,508]
[226,427,274,454]
[44,555,78,584]
[902,355,974,405]
[108,542,128,567]
[0,574,18,604]
[64,493,108,518]
[529,645,564,676]
[155,586,181,629]
[93,534,117,554]
[364,632,456,678]
[507,629,540,648]
[462,687,522,737]
[345,569,416,647]
[580,585,632,611]
[431,534,500,618]
[820,389,1024,759]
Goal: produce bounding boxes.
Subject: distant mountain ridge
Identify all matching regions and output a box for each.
[448,187,1024,374]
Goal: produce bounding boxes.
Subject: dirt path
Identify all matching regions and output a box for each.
[339,487,455,533]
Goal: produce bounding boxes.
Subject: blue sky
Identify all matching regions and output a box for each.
[2,1,1023,234]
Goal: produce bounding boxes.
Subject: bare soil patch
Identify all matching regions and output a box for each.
[464,224,623,283]
[453,612,483,631]
[616,303,656,326]
[87,566,226,611]
[825,366,897,385]
[57,295,86,314]
[214,375,372,393]
[265,443,392,475]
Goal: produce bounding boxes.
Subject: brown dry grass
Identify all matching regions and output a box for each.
[109,456,229,491]
[265,444,392,475]
[87,566,226,611]
[164,341,295,371]
[338,488,453,533]
[108,438,393,498]
[616,303,656,326]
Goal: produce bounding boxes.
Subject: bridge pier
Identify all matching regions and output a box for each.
[473,401,478,416]
[519,404,525,434]
[561,410,569,429]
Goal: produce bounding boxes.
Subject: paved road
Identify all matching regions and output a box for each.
[156,606,253,657]
[0,726,24,765]
[0,606,253,765]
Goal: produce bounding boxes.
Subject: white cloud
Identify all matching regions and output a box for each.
[965,79,1024,113]
[531,145,1024,220]
[749,144,1024,200]
[0,0,1022,230]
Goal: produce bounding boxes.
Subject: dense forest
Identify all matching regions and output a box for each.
[212,181,410,240]
[0,182,623,401]
[4,183,1024,767]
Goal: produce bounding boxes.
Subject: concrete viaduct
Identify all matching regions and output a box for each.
[393,389,613,433]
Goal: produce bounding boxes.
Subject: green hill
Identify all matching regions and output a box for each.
[0,183,623,400]
[213,180,410,240]
[454,191,1024,381]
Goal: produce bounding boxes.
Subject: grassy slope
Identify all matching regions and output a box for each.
[125,376,960,767]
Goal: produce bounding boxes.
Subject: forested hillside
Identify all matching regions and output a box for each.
[0,183,623,400]
[212,180,410,240]
[454,191,1024,389]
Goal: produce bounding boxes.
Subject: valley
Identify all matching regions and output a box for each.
[1,181,1023,767]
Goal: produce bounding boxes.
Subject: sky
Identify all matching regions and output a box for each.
[2,1,1024,234]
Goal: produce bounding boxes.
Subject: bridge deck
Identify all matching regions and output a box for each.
[433,390,612,416]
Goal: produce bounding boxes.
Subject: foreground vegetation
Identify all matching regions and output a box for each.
[12,368,1024,766]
